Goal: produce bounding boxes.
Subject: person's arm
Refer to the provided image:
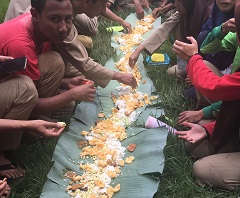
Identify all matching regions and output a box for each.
[133,0,144,19]
[0,119,64,138]
[55,25,137,88]
[188,55,240,101]
[112,71,137,88]
[203,121,216,137]
[173,36,240,101]
[152,1,175,18]
[202,101,222,119]
[200,18,237,54]
[73,14,98,36]
[4,0,31,22]
[129,11,180,67]
[175,122,211,143]
[101,8,132,33]
[33,83,96,115]
[141,11,180,54]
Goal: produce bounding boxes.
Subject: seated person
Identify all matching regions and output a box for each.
[128,0,213,79]
[0,55,64,179]
[185,0,235,107]
[4,0,137,90]
[4,0,133,51]
[0,179,10,198]
[173,0,240,190]
[107,0,149,19]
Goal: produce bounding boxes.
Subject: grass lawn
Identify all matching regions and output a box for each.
[1,1,240,198]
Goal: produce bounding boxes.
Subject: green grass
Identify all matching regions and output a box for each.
[1,3,240,198]
[0,0,9,22]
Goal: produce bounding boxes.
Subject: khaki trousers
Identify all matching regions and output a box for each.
[185,100,240,190]
[0,75,38,150]
[193,152,240,191]
[0,51,65,151]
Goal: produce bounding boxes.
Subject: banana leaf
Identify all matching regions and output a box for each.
[41,11,167,198]
[41,95,168,198]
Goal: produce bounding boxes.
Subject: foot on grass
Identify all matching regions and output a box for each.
[0,152,25,179]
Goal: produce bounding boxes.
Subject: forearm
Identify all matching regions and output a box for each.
[200,25,227,54]
[142,11,180,54]
[0,119,33,131]
[203,101,222,119]
[112,71,122,81]
[135,44,145,55]
[101,7,124,24]
[61,78,71,90]
[55,25,113,87]
[203,121,216,137]
[33,90,75,115]
[187,55,240,101]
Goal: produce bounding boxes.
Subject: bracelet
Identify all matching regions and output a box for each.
[187,53,199,63]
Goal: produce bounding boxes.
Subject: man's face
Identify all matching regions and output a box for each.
[216,0,235,12]
[36,0,73,43]
[72,0,108,18]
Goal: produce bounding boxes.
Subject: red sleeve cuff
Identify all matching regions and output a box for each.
[203,121,216,137]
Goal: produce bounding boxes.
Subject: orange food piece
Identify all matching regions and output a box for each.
[127,143,137,152]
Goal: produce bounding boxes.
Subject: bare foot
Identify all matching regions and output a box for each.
[0,152,25,179]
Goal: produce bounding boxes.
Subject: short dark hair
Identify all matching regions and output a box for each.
[31,0,68,14]
[31,0,48,14]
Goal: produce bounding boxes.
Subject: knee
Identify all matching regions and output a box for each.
[192,159,209,187]
[166,65,186,79]
[87,27,98,37]
[19,75,38,106]
[44,51,65,77]
[77,35,93,51]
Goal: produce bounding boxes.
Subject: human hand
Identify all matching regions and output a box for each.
[71,82,96,102]
[128,45,144,67]
[0,180,10,197]
[172,37,198,61]
[175,122,208,143]
[68,77,92,89]
[221,18,236,34]
[135,3,144,19]
[177,110,204,125]
[152,7,162,18]
[142,0,149,9]
[118,73,137,89]
[30,120,65,138]
[121,20,132,34]
[0,56,13,62]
